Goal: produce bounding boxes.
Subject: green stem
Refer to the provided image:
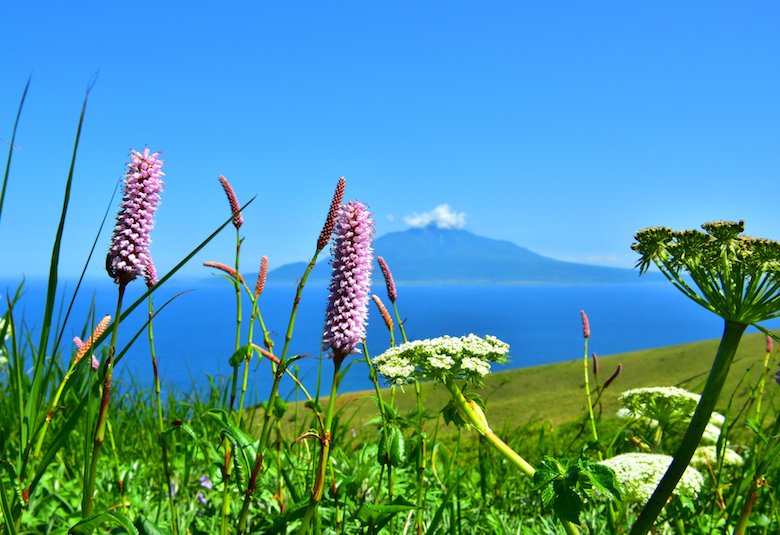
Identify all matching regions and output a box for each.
[297,359,342,535]
[442,377,579,535]
[733,476,760,535]
[83,283,126,518]
[630,320,747,535]
[392,302,407,344]
[228,231,242,412]
[148,295,177,534]
[583,337,598,443]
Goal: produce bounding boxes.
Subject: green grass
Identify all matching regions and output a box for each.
[305,329,779,441]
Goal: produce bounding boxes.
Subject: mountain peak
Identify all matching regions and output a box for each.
[266,227,651,286]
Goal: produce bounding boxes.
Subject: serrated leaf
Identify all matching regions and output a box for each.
[441,399,468,429]
[583,463,622,502]
[533,457,564,489]
[552,480,582,525]
[68,510,138,535]
[540,482,555,508]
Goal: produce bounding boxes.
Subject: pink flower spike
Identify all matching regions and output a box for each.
[581,310,590,339]
[145,256,158,289]
[592,352,599,375]
[218,175,243,229]
[322,201,374,364]
[767,335,773,354]
[91,354,100,372]
[108,148,165,285]
[377,257,397,303]
[255,256,268,297]
[73,337,84,350]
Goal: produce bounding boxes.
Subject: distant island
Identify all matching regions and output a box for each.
[260,226,659,286]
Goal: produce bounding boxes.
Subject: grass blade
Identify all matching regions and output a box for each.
[0,77,29,228]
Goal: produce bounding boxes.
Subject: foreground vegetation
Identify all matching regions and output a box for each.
[4,82,780,535]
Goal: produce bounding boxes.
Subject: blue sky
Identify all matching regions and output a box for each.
[2,1,778,280]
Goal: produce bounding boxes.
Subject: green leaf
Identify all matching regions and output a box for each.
[272,396,288,418]
[158,421,198,446]
[552,480,582,525]
[203,409,259,493]
[135,517,174,535]
[305,399,323,413]
[582,462,622,502]
[229,344,256,367]
[533,457,565,490]
[354,497,416,532]
[68,509,138,535]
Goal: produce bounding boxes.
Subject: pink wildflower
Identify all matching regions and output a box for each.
[218,175,243,229]
[107,148,165,285]
[322,201,374,364]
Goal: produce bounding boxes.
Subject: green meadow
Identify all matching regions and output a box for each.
[5,86,780,535]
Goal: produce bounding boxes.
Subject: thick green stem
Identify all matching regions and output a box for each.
[630,320,747,535]
[733,476,760,535]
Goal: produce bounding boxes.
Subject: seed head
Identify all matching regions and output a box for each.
[107,148,165,285]
[378,256,398,303]
[203,261,244,283]
[603,364,622,390]
[317,177,346,251]
[633,221,780,324]
[218,175,243,229]
[372,294,394,331]
[75,315,111,363]
[581,310,590,339]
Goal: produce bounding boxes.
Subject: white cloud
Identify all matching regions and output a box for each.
[403,204,466,229]
[387,214,394,223]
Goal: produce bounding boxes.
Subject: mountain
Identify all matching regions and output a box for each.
[264,226,657,286]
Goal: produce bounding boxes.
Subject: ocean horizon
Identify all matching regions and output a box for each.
[3,277,776,403]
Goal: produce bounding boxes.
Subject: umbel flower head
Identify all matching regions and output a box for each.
[632,221,780,325]
[600,453,703,505]
[619,386,701,429]
[373,334,510,386]
[107,148,165,285]
[322,201,374,364]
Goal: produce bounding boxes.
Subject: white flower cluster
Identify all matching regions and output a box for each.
[600,453,704,505]
[372,334,510,385]
[619,386,701,427]
[690,445,744,471]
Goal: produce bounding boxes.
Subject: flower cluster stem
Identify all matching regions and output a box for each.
[442,376,579,535]
[630,320,747,535]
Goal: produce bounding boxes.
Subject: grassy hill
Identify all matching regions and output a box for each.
[278,329,779,440]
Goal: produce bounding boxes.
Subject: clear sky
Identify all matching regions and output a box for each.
[1,1,778,280]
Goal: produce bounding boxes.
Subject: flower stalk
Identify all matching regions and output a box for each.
[627,220,780,535]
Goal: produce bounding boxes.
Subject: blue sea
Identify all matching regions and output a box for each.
[3,278,777,402]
